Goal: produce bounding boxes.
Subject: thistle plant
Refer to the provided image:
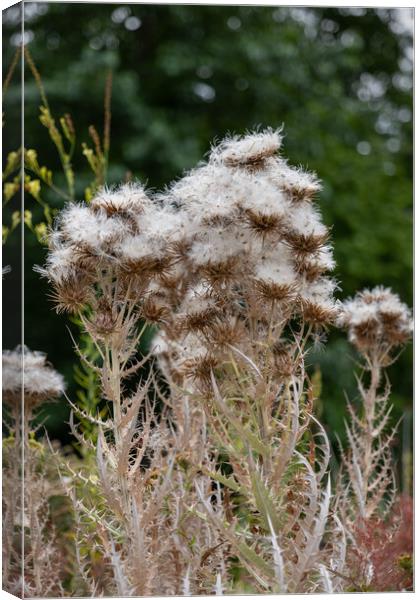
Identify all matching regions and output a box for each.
[6,39,412,594]
[26,128,413,595]
[335,287,413,589]
[336,287,412,521]
[2,346,68,597]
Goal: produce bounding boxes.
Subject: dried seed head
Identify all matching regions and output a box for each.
[181,353,218,386]
[301,299,338,326]
[179,306,222,333]
[284,230,330,256]
[244,209,283,238]
[71,243,105,271]
[90,182,152,216]
[49,273,92,314]
[351,319,380,350]
[90,298,119,336]
[254,259,298,302]
[283,202,329,253]
[142,296,171,325]
[211,129,283,168]
[204,317,246,349]
[255,280,298,303]
[298,277,338,326]
[294,246,336,282]
[120,254,173,277]
[271,341,295,377]
[176,285,224,333]
[267,160,322,201]
[2,346,65,410]
[200,256,243,286]
[169,238,194,262]
[337,286,413,353]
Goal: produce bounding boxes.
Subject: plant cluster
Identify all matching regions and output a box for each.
[2,130,413,596]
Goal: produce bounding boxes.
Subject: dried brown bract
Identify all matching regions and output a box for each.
[254,279,298,303]
[50,276,92,315]
[141,296,171,325]
[301,299,338,326]
[244,209,283,238]
[285,230,330,256]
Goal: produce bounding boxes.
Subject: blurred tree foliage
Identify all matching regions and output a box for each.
[2,4,412,460]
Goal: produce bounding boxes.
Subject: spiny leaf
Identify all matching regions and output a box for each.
[249,465,283,533]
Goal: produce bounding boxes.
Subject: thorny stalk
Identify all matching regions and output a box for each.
[336,287,412,590]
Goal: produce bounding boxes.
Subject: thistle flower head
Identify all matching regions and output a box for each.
[267,160,322,201]
[337,286,413,353]
[283,204,330,258]
[167,164,240,223]
[90,182,152,216]
[174,285,223,334]
[298,277,339,325]
[188,227,247,269]
[58,204,127,252]
[254,258,298,302]
[295,246,336,282]
[240,180,289,223]
[210,128,283,168]
[2,346,65,410]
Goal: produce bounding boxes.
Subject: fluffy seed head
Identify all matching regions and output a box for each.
[2,346,65,410]
[59,204,127,253]
[142,296,171,325]
[298,277,338,326]
[210,129,283,168]
[176,287,223,333]
[49,273,92,314]
[90,182,152,216]
[267,160,322,201]
[337,287,413,352]
[254,260,298,302]
[295,246,336,282]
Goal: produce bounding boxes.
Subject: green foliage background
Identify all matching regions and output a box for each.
[2,4,412,472]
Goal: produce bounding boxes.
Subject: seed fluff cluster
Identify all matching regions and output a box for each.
[152,128,337,385]
[337,286,413,355]
[39,129,337,387]
[2,346,65,409]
